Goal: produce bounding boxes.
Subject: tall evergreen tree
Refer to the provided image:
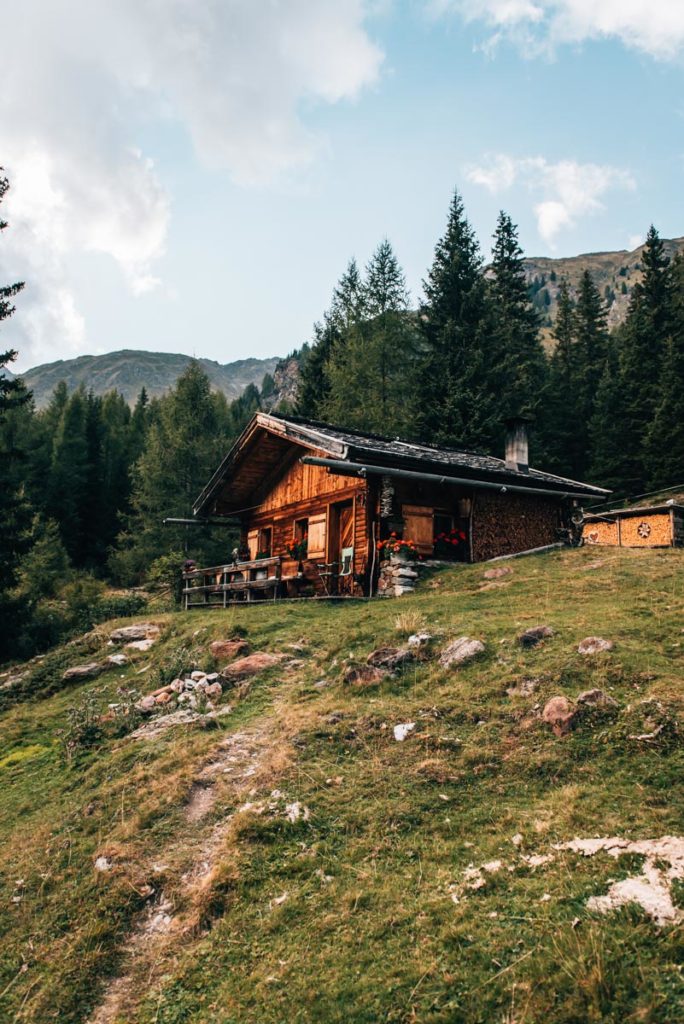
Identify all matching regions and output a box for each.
[111,361,232,582]
[297,259,364,419]
[414,190,499,451]
[540,280,582,475]
[489,211,545,428]
[588,332,634,494]
[618,226,673,493]
[322,240,417,434]
[573,270,609,477]
[645,253,684,490]
[0,171,31,657]
[46,387,89,562]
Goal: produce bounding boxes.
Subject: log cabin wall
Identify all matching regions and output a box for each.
[243,451,370,593]
[471,490,561,561]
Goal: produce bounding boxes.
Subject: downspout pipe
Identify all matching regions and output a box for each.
[299,456,605,503]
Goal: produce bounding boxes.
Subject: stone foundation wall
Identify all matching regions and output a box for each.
[377,559,419,597]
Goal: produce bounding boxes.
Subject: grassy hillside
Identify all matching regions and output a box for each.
[1,547,683,1024]
[20,350,280,408]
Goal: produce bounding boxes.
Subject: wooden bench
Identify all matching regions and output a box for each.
[182,556,282,608]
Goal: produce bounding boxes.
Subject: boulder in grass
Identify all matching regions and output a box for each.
[407,632,433,650]
[518,625,555,649]
[483,566,512,580]
[109,623,160,643]
[439,637,485,669]
[367,647,414,670]
[204,682,223,701]
[578,636,614,655]
[106,653,128,668]
[577,688,619,709]
[210,639,250,663]
[137,694,157,712]
[220,652,283,680]
[542,696,577,737]
[62,662,103,682]
[126,637,157,652]
[344,664,390,686]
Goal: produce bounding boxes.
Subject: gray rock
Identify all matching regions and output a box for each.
[110,622,160,643]
[125,638,157,652]
[439,637,485,669]
[518,625,555,648]
[483,566,513,580]
[367,647,414,670]
[62,662,103,682]
[105,653,128,667]
[576,688,619,708]
[407,632,433,649]
[578,636,614,655]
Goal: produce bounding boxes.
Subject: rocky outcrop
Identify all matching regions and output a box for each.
[62,662,103,682]
[518,625,554,648]
[210,639,250,663]
[109,623,160,643]
[220,652,284,680]
[439,637,485,669]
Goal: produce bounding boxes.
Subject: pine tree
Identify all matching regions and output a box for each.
[322,240,417,434]
[46,387,89,562]
[296,259,364,419]
[0,171,31,657]
[539,280,582,475]
[110,361,232,583]
[488,211,546,433]
[618,226,673,493]
[573,270,609,476]
[414,190,500,451]
[645,253,684,490]
[589,332,634,494]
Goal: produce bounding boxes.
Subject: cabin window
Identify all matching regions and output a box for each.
[289,518,308,561]
[257,526,272,558]
[433,510,468,561]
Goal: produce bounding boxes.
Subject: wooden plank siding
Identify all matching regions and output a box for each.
[243,454,370,594]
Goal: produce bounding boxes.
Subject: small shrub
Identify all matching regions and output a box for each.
[59,690,104,762]
[394,610,427,637]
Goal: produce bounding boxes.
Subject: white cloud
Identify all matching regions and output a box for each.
[433,0,684,60]
[466,154,636,245]
[1,1,382,367]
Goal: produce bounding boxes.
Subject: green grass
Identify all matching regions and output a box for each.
[0,546,683,1023]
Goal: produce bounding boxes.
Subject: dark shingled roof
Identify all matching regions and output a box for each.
[194,412,609,515]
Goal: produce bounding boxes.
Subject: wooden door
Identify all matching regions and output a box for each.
[402,504,434,556]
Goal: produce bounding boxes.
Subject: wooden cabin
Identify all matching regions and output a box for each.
[584,504,684,548]
[184,413,608,604]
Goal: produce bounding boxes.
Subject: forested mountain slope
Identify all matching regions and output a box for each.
[19,350,279,408]
[0,546,682,1023]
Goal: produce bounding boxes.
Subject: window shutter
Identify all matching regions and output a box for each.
[247,529,259,559]
[402,505,434,556]
[307,512,327,559]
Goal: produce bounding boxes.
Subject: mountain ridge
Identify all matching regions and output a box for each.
[19,348,280,408]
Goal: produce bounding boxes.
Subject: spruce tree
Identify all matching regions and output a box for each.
[573,270,609,477]
[0,171,31,656]
[296,259,364,419]
[46,387,89,563]
[322,240,417,434]
[489,211,545,430]
[414,190,499,451]
[539,280,576,473]
[618,226,673,493]
[645,253,684,490]
[589,332,634,495]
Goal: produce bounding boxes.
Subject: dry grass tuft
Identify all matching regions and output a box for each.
[394,610,427,637]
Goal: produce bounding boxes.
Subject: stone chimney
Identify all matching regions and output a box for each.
[505,418,529,473]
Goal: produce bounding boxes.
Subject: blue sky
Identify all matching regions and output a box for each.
[2,1,683,371]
